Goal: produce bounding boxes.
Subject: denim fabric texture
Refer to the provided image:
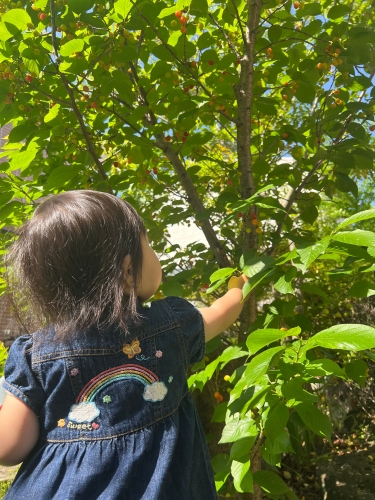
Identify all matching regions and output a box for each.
[3,296,217,500]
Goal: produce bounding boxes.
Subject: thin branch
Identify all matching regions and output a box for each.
[49,0,111,190]
[208,12,241,59]
[231,0,246,41]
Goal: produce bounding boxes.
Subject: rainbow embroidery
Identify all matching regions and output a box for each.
[66,364,168,427]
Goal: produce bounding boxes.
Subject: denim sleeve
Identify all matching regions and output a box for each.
[164,296,205,366]
[3,335,46,416]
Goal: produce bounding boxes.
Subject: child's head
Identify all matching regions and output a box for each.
[4,190,158,339]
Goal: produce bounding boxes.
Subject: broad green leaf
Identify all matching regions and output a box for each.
[328,4,351,18]
[44,104,61,123]
[331,230,375,247]
[349,280,375,298]
[253,470,298,498]
[211,402,228,423]
[345,359,368,388]
[295,403,332,439]
[242,255,274,277]
[67,0,94,14]
[296,237,330,269]
[10,149,37,172]
[114,0,132,19]
[305,324,375,352]
[264,403,289,443]
[281,378,319,404]
[211,454,231,474]
[59,39,85,57]
[2,9,31,30]
[160,280,183,297]
[210,267,236,283]
[307,359,347,379]
[230,436,257,460]
[299,283,328,302]
[219,416,257,443]
[45,165,82,189]
[336,209,375,231]
[246,327,300,356]
[231,459,253,493]
[242,268,277,299]
[240,346,285,388]
[273,267,297,295]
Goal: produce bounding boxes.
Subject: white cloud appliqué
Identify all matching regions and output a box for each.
[143,382,168,402]
[68,402,100,423]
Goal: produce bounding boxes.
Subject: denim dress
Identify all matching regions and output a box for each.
[3,296,217,500]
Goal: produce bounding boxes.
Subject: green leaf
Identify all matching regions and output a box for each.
[44,104,60,123]
[296,237,330,270]
[295,403,332,439]
[231,459,253,493]
[253,470,298,498]
[299,283,328,302]
[211,402,228,423]
[331,230,375,247]
[336,209,375,231]
[10,149,37,172]
[211,454,231,474]
[67,0,94,14]
[2,8,31,30]
[219,417,257,443]
[349,280,375,298]
[242,255,274,278]
[114,0,132,19]
[210,267,236,283]
[295,81,315,104]
[45,165,82,189]
[264,403,289,443]
[305,324,375,352]
[281,378,319,404]
[230,437,257,461]
[242,268,277,299]
[59,39,85,57]
[241,346,285,387]
[160,280,183,297]
[190,0,208,16]
[307,359,347,379]
[327,5,351,19]
[246,327,301,356]
[345,360,368,388]
[268,25,282,43]
[274,267,297,295]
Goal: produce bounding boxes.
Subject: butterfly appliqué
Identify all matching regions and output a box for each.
[122,339,142,359]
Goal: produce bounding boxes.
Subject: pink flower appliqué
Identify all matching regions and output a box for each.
[155,350,163,358]
[92,422,99,430]
[70,368,79,376]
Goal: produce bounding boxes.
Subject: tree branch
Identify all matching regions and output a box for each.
[49,0,112,190]
[208,12,241,59]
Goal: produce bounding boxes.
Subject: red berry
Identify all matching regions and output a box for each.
[203,283,209,289]
[183,87,189,93]
[175,10,182,18]
[208,59,214,66]
[238,213,243,218]
[184,131,189,137]
[180,16,187,24]
[189,84,194,89]
[267,47,273,54]
[294,1,300,8]
[153,168,158,174]
[83,85,89,92]
[180,26,187,34]
[91,101,97,108]
[251,213,257,219]
[370,125,375,132]
[165,135,171,141]
[227,179,233,185]
[25,75,33,82]
[146,169,151,174]
[282,132,289,139]
[182,137,186,142]
[113,161,119,167]
[38,13,47,20]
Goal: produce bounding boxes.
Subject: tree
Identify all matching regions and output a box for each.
[1,0,375,497]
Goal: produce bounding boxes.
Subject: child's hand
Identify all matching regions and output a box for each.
[227,274,248,290]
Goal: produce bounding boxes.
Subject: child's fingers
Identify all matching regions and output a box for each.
[228,276,246,290]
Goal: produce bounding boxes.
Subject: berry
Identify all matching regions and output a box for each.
[224,375,231,382]
[175,10,182,18]
[238,212,243,218]
[83,85,89,92]
[208,59,214,66]
[251,219,258,226]
[153,168,158,174]
[165,135,171,141]
[180,26,187,34]
[38,13,47,20]
[266,47,272,54]
[25,75,33,82]
[214,392,223,402]
[282,132,289,139]
[369,125,375,132]
[227,179,233,185]
[282,94,288,101]
[179,16,187,24]
[203,283,209,289]
[113,161,119,167]
[294,1,300,8]
[91,101,98,108]
[184,131,189,137]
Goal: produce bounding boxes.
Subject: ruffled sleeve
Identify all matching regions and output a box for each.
[164,296,205,366]
[3,335,46,416]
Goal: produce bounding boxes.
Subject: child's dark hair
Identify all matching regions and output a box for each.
[3,190,147,339]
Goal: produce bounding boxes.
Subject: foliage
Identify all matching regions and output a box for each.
[0,480,12,499]
[0,0,375,497]
[0,343,7,377]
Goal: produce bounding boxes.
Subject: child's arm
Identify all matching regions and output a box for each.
[0,393,39,466]
[199,275,247,342]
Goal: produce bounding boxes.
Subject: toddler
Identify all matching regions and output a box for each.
[0,190,246,500]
